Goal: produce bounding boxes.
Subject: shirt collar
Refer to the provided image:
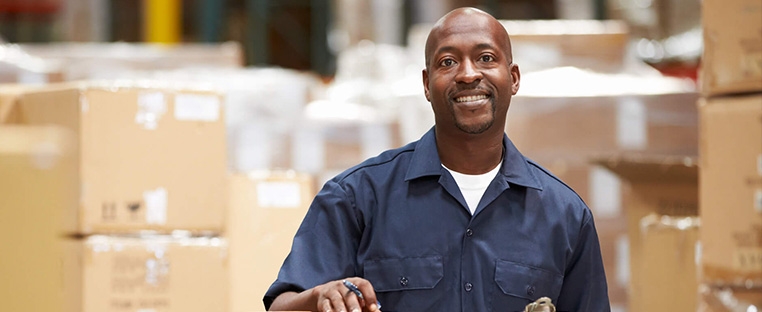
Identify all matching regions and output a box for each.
[405,127,543,190]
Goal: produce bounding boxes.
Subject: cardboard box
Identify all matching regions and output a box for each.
[18,82,228,234]
[227,171,315,312]
[596,155,699,312]
[0,84,44,124]
[0,126,78,312]
[699,94,762,285]
[507,91,699,157]
[700,0,762,96]
[639,214,700,312]
[64,235,229,312]
[501,20,630,73]
[506,86,698,216]
[607,0,701,42]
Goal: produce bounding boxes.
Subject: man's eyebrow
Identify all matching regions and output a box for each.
[434,45,457,56]
[435,43,498,56]
[475,43,498,51]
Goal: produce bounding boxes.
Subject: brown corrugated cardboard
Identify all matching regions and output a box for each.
[699,94,762,285]
[607,0,701,44]
[0,126,78,312]
[507,92,699,157]
[506,89,699,219]
[501,20,630,73]
[227,171,315,312]
[640,214,700,312]
[596,155,699,312]
[18,82,227,234]
[64,235,229,312]
[700,0,762,96]
[0,84,43,124]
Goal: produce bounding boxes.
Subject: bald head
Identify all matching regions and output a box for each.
[424,7,513,70]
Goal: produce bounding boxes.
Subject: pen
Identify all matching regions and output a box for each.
[342,279,381,310]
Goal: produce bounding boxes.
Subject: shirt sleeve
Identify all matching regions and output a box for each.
[263,178,363,309]
[555,208,611,311]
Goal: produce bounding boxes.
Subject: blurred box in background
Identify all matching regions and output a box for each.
[607,0,701,41]
[507,67,698,216]
[509,90,699,156]
[699,94,762,286]
[63,235,228,312]
[0,84,40,124]
[596,155,699,312]
[501,20,630,73]
[17,82,227,234]
[700,0,762,97]
[227,170,315,312]
[16,42,244,81]
[0,125,78,312]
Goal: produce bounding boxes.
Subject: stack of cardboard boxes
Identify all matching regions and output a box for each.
[697,0,762,309]
[227,171,315,312]
[595,155,700,311]
[0,81,318,312]
[1,82,231,312]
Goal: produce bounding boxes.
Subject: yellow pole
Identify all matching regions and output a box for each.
[143,0,181,44]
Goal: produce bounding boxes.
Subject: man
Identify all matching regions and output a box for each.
[265,7,610,312]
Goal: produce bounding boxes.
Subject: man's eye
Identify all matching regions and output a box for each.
[440,59,454,67]
[480,55,494,62]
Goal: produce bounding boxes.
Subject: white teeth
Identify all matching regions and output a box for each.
[455,95,487,103]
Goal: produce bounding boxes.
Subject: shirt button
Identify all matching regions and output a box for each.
[399,276,408,286]
[466,228,473,237]
[464,282,473,292]
[527,285,535,296]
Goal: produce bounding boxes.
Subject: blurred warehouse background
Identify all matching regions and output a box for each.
[0,0,760,312]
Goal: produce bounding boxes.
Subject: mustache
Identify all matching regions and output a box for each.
[450,86,491,95]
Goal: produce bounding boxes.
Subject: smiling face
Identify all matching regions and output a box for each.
[423,8,520,136]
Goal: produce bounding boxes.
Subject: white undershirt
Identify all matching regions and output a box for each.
[442,161,502,215]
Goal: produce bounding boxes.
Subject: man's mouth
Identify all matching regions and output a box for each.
[454,94,488,103]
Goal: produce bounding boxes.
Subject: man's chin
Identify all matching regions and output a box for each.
[456,120,493,134]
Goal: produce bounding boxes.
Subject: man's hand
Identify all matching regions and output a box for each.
[311,278,381,312]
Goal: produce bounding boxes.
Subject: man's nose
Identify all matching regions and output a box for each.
[456,59,482,84]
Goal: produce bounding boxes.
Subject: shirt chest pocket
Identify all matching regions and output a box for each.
[492,260,563,309]
[363,256,444,311]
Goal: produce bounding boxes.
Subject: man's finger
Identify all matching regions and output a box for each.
[343,286,362,312]
[329,290,347,312]
[321,298,333,312]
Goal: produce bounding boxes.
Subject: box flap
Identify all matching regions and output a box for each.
[592,154,698,183]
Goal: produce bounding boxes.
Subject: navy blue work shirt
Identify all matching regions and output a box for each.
[264,128,610,311]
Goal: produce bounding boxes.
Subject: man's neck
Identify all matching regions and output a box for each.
[435,128,504,175]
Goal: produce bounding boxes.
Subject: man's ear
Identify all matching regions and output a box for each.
[422,68,431,102]
[510,63,520,95]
